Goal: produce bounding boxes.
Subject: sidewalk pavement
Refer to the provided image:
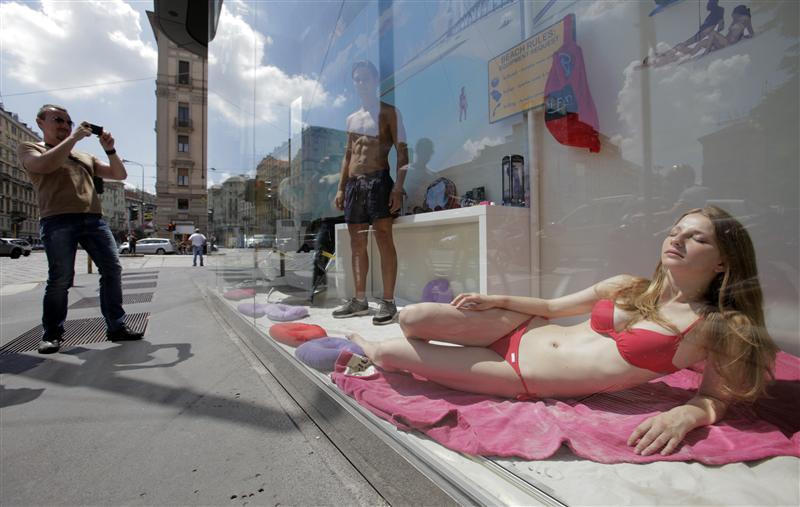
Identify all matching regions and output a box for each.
[0,254,385,505]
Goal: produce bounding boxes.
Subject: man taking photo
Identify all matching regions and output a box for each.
[18,104,144,354]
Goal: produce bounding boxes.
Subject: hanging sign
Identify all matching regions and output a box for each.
[488,15,571,123]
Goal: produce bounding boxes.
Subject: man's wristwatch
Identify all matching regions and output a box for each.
[105,149,117,155]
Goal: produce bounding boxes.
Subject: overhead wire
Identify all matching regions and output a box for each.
[307,0,345,126]
[0,76,155,98]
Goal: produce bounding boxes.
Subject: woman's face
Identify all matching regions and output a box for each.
[662,213,725,277]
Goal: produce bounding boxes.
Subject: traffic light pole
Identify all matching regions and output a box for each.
[122,159,146,230]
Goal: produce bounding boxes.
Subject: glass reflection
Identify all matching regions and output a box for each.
[205,1,799,504]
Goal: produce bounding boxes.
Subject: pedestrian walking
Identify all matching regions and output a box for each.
[129,233,137,255]
[17,104,144,353]
[189,228,207,266]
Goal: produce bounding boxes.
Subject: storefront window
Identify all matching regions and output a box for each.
[208,1,799,503]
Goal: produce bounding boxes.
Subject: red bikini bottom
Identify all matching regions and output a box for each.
[488,317,536,400]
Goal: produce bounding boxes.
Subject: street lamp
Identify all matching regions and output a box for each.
[122,159,146,229]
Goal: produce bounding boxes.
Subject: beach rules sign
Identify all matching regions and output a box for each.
[488,15,572,123]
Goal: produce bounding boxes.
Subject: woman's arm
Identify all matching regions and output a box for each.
[628,361,729,456]
[451,274,635,319]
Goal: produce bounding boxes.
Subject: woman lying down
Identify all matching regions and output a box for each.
[348,206,778,457]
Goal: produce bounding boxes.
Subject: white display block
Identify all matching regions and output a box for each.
[333,205,531,304]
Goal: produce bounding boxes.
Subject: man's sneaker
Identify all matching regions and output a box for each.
[332,298,370,318]
[107,325,144,342]
[373,298,397,325]
[37,336,63,354]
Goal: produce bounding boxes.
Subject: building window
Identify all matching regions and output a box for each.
[178,60,190,85]
[178,135,189,153]
[177,168,189,186]
[177,198,189,211]
[177,103,191,128]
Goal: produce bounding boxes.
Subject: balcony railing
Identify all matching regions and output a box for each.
[176,75,192,86]
[174,118,194,131]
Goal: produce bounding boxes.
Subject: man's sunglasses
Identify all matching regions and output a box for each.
[50,117,74,127]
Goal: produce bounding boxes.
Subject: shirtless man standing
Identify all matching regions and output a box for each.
[333,60,409,325]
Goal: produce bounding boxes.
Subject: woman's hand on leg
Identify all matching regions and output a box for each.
[451,293,499,311]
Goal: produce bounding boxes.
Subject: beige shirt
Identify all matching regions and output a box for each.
[18,141,103,219]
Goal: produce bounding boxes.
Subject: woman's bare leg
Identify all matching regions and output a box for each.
[349,333,521,397]
[398,302,532,347]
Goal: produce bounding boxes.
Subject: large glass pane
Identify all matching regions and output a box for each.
[207,1,799,504]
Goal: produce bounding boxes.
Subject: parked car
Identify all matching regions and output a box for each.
[119,238,176,255]
[246,234,276,248]
[0,238,24,258]
[1,238,32,257]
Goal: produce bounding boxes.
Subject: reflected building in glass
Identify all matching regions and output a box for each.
[147,10,209,236]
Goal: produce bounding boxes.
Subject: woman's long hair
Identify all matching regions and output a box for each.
[614,206,777,402]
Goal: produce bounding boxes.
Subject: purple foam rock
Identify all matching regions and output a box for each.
[422,278,453,303]
[295,337,365,371]
[238,302,267,318]
[265,303,309,322]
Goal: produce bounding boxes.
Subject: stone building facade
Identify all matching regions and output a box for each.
[147,11,208,236]
[0,104,41,239]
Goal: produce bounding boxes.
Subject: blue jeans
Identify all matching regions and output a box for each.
[40,214,125,337]
[192,245,204,265]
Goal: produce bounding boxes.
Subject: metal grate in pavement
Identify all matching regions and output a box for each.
[122,282,158,290]
[69,292,153,309]
[121,271,159,277]
[119,275,158,281]
[98,282,157,292]
[0,312,149,354]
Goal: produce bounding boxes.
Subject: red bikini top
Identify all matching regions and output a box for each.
[590,299,702,374]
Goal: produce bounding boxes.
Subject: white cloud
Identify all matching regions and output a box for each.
[615,53,752,166]
[216,171,234,185]
[0,0,157,100]
[462,136,503,159]
[208,5,342,128]
[225,0,250,18]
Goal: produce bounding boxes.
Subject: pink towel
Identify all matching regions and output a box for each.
[332,351,800,464]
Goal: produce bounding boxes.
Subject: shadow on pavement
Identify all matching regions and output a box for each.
[0,341,297,432]
[0,385,45,408]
